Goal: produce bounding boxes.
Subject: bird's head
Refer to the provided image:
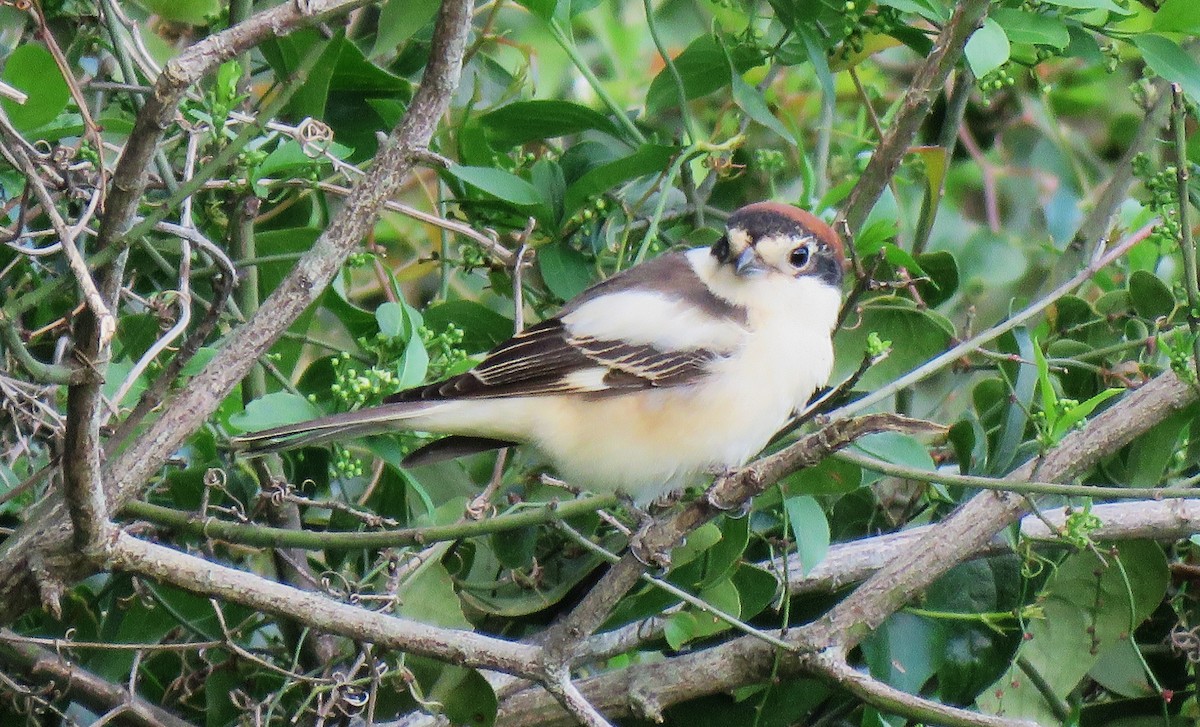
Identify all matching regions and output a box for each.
[711,202,845,291]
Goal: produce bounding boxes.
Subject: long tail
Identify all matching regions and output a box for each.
[230,401,440,456]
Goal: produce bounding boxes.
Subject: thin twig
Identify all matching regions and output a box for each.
[540,667,615,727]
[1172,85,1200,378]
[0,119,115,347]
[838,0,991,234]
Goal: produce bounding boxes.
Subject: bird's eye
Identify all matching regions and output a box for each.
[790,246,811,268]
[711,236,731,262]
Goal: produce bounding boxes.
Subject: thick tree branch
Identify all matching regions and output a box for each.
[105,531,541,676]
[538,414,938,672]
[815,369,1199,649]
[776,499,1200,596]
[0,629,194,727]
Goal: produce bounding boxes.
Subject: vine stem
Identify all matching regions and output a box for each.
[837,450,1200,501]
[547,18,645,145]
[1173,85,1200,379]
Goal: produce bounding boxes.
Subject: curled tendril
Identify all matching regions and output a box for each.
[295,118,334,158]
[1170,624,1200,663]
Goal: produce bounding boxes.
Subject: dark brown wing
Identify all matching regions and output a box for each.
[387,318,721,403]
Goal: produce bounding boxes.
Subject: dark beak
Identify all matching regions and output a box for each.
[734,247,764,276]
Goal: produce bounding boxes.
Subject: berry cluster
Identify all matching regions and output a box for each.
[1132,153,1196,252]
[838,2,904,57]
[321,323,469,477]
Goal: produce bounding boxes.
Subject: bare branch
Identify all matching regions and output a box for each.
[816,369,1199,648]
[776,499,1200,596]
[0,628,193,727]
[106,531,541,676]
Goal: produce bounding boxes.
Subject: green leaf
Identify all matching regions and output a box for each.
[481,100,625,147]
[371,0,440,57]
[1154,0,1200,32]
[257,138,354,179]
[397,335,431,389]
[730,72,794,143]
[1088,639,1155,698]
[832,299,954,389]
[428,665,497,727]
[423,300,514,352]
[991,8,1071,48]
[228,392,322,433]
[537,242,595,301]
[914,251,959,308]
[993,328,1039,473]
[696,515,749,589]
[516,0,557,21]
[912,146,948,204]
[964,19,1011,78]
[855,431,937,472]
[136,0,219,24]
[397,561,473,629]
[1128,269,1176,320]
[1052,388,1121,441]
[664,610,700,650]
[205,663,239,727]
[376,301,405,339]
[530,158,566,227]
[256,228,323,374]
[731,564,778,620]
[1133,34,1200,104]
[331,38,411,94]
[691,576,742,637]
[877,0,946,22]
[562,144,677,218]
[1033,340,1058,435]
[491,526,538,569]
[862,612,945,694]
[783,495,829,575]
[1,45,69,132]
[977,541,1167,723]
[448,165,547,207]
[644,35,759,115]
[1040,0,1134,14]
[1117,406,1195,487]
[258,31,341,120]
[782,456,862,495]
[671,521,723,569]
[799,26,835,98]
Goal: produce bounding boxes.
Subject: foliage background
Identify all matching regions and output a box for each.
[2,0,1200,725]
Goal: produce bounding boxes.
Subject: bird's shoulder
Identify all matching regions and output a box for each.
[389,249,748,402]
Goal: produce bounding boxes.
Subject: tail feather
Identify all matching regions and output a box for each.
[230,401,438,456]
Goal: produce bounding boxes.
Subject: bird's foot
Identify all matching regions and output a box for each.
[702,473,751,518]
[616,490,653,528]
[630,526,672,572]
[617,492,672,572]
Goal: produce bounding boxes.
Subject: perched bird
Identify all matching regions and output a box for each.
[233,202,845,503]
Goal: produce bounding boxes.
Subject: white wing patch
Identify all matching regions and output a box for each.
[562,290,746,352]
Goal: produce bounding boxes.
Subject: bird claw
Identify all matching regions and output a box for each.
[617,492,672,572]
[630,529,672,572]
[703,482,751,518]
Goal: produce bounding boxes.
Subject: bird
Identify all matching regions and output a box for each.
[232,202,845,504]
